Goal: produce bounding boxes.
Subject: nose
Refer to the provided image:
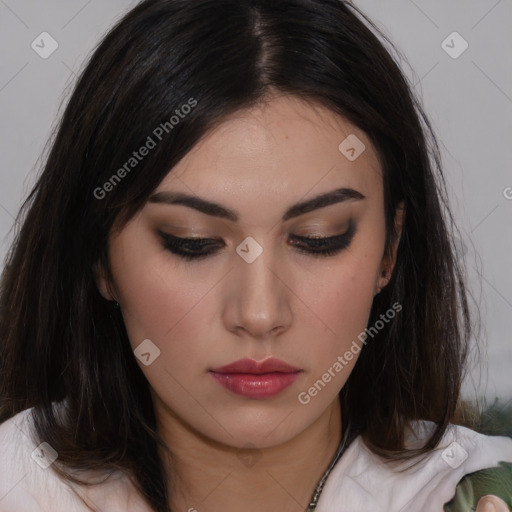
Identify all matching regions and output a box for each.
[224,243,292,340]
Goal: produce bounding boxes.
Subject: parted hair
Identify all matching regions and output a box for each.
[0,1,471,510]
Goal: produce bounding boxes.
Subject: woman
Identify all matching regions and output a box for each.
[0,0,511,511]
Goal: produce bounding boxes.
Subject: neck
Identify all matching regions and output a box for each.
[156,398,342,512]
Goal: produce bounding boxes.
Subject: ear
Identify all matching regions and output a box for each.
[93,259,116,302]
[375,200,405,294]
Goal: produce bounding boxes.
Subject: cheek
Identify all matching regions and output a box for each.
[323,273,373,326]
[112,254,218,410]
[301,213,385,347]
[110,235,214,355]
[307,257,377,340]
[295,254,379,391]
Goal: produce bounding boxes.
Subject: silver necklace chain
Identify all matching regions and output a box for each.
[305,425,357,512]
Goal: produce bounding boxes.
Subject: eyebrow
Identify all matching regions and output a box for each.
[148,187,365,222]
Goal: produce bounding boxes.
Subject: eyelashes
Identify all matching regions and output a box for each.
[158,233,221,260]
[158,220,356,261]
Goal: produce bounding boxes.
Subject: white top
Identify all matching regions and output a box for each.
[1,407,511,511]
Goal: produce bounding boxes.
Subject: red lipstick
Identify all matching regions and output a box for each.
[209,358,302,399]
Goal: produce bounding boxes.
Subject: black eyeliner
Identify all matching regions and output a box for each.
[158,219,356,260]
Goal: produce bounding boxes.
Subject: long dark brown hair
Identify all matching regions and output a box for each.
[0,0,472,510]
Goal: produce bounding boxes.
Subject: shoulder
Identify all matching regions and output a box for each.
[317,420,512,512]
[0,407,152,512]
[0,407,74,511]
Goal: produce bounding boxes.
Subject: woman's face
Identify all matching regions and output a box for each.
[96,94,401,449]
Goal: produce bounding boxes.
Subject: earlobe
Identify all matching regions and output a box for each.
[374,268,390,296]
[93,261,115,301]
[376,201,405,294]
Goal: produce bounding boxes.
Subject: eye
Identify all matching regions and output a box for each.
[288,220,356,258]
[158,231,224,261]
[158,220,356,261]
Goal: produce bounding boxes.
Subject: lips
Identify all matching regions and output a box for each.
[210,357,301,374]
[209,358,303,399]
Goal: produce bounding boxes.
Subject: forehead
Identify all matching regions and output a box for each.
[155,95,382,216]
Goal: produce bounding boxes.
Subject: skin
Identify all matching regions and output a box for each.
[476,496,509,512]
[96,93,405,511]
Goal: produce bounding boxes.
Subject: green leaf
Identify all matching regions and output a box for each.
[443,462,512,511]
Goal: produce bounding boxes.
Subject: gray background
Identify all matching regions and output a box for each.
[1,1,511,403]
